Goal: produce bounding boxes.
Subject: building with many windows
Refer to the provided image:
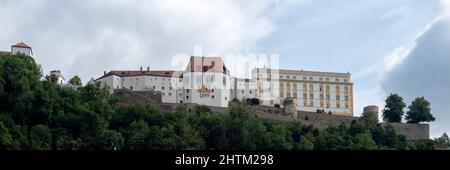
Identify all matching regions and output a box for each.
[252,68,353,116]
[96,56,354,116]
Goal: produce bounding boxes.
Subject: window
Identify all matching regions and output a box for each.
[223,77,226,86]
[326,94,330,100]
[344,79,348,82]
[212,89,214,92]
[169,87,172,90]
[207,75,215,83]
[345,96,349,101]
[336,95,341,100]
[280,76,284,79]
[196,75,202,84]
[345,102,349,108]
[186,96,189,99]
[335,78,340,82]
[130,86,133,90]
[309,84,313,91]
[326,101,330,108]
[303,94,307,99]
[242,90,244,94]
[136,78,138,80]
[286,76,290,79]
[336,102,341,108]
[168,93,172,96]
[212,95,215,99]
[153,86,156,89]
[162,86,165,90]
[319,78,323,81]
[249,90,252,94]
[309,77,313,80]
[303,77,307,80]
[336,86,340,92]
[225,97,227,100]
[186,89,190,93]
[326,78,330,82]
[310,94,314,99]
[293,76,296,79]
[162,93,165,96]
[320,94,324,100]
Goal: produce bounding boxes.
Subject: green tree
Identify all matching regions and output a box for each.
[382,94,406,122]
[405,97,435,123]
[264,124,293,149]
[297,135,314,150]
[68,75,82,86]
[98,129,124,150]
[0,53,41,124]
[350,131,378,150]
[30,124,52,150]
[434,133,450,149]
[0,121,13,149]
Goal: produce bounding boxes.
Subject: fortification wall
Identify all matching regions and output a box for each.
[113,91,430,140]
[383,123,430,140]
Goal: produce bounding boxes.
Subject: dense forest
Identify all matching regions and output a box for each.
[0,53,449,150]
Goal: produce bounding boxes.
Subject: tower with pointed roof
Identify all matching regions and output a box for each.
[11,42,33,56]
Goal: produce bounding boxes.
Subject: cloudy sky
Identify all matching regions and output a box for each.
[0,0,448,137]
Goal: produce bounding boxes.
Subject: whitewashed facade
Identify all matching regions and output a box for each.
[96,56,353,116]
[234,78,257,101]
[11,42,33,56]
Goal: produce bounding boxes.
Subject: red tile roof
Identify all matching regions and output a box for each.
[12,42,31,48]
[97,70,183,80]
[185,56,230,74]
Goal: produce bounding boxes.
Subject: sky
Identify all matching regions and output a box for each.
[0,0,448,137]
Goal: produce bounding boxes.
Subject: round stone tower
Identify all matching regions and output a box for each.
[363,105,379,122]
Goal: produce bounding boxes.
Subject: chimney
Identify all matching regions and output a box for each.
[147,66,150,71]
[140,67,143,71]
[104,71,106,75]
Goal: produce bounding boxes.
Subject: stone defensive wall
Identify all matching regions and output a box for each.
[113,90,430,140]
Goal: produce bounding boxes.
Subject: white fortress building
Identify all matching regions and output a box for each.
[0,42,33,56]
[96,56,354,116]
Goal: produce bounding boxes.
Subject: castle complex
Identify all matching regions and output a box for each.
[0,42,431,139]
[96,56,354,116]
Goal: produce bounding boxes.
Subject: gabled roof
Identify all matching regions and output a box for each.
[185,56,230,74]
[12,42,31,48]
[97,70,183,80]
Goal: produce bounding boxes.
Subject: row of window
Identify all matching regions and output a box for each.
[118,77,178,82]
[303,100,350,108]
[300,93,349,101]
[277,75,349,83]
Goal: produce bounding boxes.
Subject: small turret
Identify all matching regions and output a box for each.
[11,42,33,56]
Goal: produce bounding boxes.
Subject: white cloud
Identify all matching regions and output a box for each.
[381,0,450,137]
[0,0,300,82]
[381,5,414,20]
